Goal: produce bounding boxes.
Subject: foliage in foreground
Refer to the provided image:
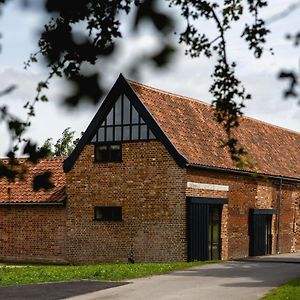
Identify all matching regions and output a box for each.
[0,261,209,286]
[0,0,279,185]
[262,277,300,300]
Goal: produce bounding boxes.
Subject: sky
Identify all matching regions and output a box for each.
[0,1,299,157]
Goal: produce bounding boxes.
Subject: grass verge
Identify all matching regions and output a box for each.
[0,261,213,286]
[262,277,300,300]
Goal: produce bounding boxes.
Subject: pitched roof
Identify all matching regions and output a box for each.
[64,74,300,181]
[128,80,300,180]
[0,157,66,204]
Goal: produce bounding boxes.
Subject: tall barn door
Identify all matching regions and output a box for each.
[188,203,209,261]
[187,197,227,261]
[249,209,276,256]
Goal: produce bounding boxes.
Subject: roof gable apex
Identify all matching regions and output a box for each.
[63,74,186,172]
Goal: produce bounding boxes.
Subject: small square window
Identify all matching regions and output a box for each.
[94,206,122,221]
[95,144,122,162]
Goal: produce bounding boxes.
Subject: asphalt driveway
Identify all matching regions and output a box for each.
[66,253,300,300]
[0,280,128,300]
[1,253,300,300]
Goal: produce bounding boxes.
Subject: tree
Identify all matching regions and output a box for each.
[0,0,299,186]
[41,127,77,157]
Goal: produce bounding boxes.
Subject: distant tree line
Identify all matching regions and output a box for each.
[40,127,79,157]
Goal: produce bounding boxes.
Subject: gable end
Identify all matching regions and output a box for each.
[63,74,187,172]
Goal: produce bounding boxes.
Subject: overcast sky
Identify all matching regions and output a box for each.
[0,1,299,157]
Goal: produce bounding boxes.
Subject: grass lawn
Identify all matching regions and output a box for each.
[0,261,213,287]
[262,277,300,300]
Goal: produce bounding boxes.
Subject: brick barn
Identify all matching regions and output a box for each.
[0,74,299,264]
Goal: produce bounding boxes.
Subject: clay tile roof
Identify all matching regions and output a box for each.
[0,157,66,204]
[128,80,300,180]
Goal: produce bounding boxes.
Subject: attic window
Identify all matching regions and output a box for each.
[91,94,156,143]
[95,144,121,162]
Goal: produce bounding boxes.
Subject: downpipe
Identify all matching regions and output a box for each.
[276,178,282,254]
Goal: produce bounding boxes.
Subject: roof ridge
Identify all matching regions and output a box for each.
[126,79,212,107]
[127,78,300,136]
[241,114,300,135]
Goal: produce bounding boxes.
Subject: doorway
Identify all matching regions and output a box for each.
[187,197,227,261]
[249,209,276,256]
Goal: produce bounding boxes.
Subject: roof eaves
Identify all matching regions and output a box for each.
[0,189,67,206]
[187,163,300,183]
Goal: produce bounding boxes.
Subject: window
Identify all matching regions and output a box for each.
[95,144,121,162]
[91,94,156,143]
[94,206,122,221]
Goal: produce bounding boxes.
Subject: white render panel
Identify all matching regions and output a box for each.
[187,182,229,191]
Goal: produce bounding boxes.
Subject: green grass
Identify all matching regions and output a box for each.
[262,277,300,300]
[0,261,212,287]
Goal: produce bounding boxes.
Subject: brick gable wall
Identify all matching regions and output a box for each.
[65,141,187,263]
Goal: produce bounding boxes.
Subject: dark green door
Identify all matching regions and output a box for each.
[249,209,274,256]
[188,198,225,261]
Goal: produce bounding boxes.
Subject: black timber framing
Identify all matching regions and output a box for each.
[91,93,155,144]
[63,74,187,172]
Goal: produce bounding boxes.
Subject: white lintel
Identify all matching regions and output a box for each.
[187,182,229,192]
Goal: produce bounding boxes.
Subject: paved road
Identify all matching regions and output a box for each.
[0,280,128,300]
[66,253,300,300]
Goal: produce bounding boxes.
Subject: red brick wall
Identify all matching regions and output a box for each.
[65,141,187,263]
[65,139,299,263]
[186,170,299,259]
[1,140,297,264]
[293,187,300,251]
[279,185,299,253]
[187,170,256,259]
[0,206,66,263]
